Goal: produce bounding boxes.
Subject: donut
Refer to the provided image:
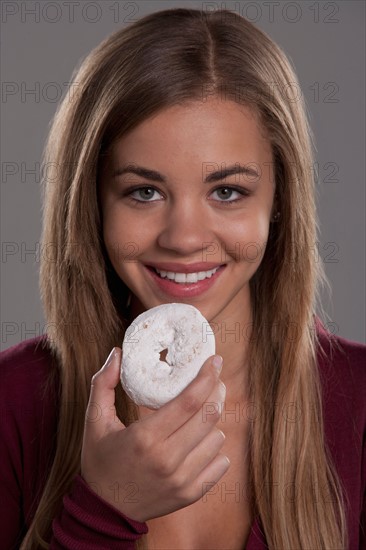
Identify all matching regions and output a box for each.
[120,303,215,409]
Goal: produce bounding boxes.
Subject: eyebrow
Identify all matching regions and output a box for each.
[112,163,260,183]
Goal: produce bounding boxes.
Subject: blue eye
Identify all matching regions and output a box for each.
[210,186,251,204]
[129,187,162,202]
[125,185,251,206]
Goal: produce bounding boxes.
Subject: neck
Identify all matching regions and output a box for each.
[210,290,252,403]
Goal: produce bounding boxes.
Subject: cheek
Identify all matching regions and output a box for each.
[222,212,270,261]
[102,206,154,266]
[102,203,128,238]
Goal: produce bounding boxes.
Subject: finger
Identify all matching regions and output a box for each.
[85,347,125,437]
[143,354,223,439]
[183,427,226,481]
[167,380,226,461]
[193,453,230,501]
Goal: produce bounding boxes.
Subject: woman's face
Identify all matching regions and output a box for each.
[99,98,275,323]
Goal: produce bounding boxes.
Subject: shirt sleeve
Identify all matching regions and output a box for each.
[0,337,148,550]
[0,402,25,549]
[359,433,366,549]
[50,474,148,549]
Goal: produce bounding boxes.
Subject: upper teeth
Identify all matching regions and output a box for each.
[155,267,219,283]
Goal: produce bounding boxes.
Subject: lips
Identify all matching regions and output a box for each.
[155,266,219,283]
[145,262,224,273]
[144,264,226,298]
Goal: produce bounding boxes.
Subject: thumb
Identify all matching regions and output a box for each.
[85,347,125,434]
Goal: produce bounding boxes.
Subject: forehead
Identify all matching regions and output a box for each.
[108,99,272,168]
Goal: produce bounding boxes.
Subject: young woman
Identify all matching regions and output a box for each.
[1,7,365,550]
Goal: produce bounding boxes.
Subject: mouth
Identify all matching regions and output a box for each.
[150,265,221,284]
[144,264,226,297]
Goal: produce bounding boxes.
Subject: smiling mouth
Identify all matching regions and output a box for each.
[153,266,219,284]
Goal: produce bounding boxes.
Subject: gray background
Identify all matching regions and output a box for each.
[1,0,365,351]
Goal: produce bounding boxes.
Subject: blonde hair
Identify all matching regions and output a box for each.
[22,7,347,548]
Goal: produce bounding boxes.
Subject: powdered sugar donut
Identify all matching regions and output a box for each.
[120,303,215,409]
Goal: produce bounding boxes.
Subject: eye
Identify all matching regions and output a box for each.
[210,186,250,203]
[128,186,163,202]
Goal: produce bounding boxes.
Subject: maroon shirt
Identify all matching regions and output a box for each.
[0,317,365,549]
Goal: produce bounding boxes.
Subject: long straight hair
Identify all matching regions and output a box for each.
[22,7,347,548]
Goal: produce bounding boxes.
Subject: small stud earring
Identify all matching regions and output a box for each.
[271,211,281,222]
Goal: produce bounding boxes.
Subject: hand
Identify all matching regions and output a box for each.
[81,348,229,522]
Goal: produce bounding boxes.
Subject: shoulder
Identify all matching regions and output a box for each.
[0,335,59,415]
[314,315,366,442]
[0,334,56,371]
[314,321,366,547]
[0,337,60,536]
[0,334,53,366]
[315,316,366,392]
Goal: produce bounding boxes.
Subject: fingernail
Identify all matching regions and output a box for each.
[212,355,223,374]
[102,347,116,369]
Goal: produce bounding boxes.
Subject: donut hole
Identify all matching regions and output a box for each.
[159,348,169,364]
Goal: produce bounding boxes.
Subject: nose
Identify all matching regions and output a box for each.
[157,199,214,256]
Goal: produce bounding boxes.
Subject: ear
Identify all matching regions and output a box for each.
[270,193,280,223]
